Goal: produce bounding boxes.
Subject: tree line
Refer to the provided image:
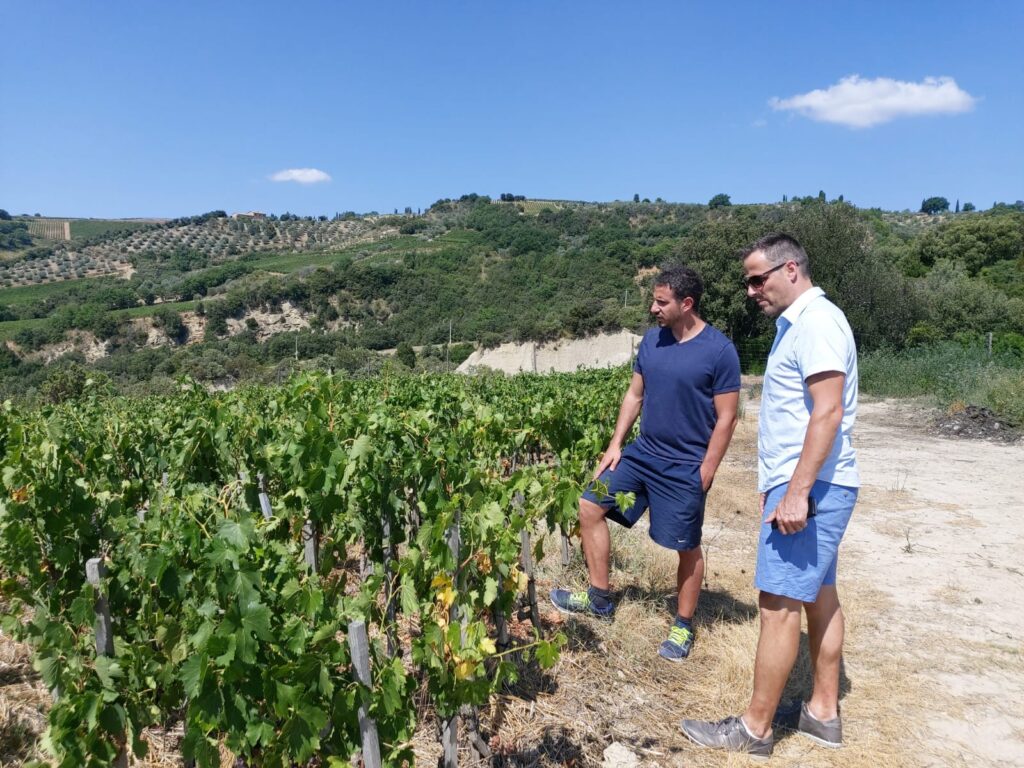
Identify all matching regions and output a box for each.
[1,197,1021,399]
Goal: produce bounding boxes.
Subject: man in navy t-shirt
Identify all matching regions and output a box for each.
[551,265,741,661]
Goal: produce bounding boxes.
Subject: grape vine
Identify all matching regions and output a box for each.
[0,367,630,765]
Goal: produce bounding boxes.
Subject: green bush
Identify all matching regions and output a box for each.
[994,332,1024,360]
[40,363,94,403]
[906,323,943,347]
[986,370,1024,425]
[449,343,474,365]
[395,341,416,368]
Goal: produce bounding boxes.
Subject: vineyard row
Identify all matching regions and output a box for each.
[0,368,629,766]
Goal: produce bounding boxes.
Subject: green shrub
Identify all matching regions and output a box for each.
[994,332,1024,360]
[986,370,1024,425]
[395,341,416,368]
[907,323,943,347]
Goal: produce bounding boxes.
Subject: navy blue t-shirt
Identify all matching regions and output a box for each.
[631,325,741,464]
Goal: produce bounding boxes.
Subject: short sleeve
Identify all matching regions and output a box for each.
[712,342,741,394]
[633,335,646,375]
[795,313,853,380]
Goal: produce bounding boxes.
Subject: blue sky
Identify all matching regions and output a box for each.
[2,1,1021,218]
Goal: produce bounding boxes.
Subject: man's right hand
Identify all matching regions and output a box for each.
[593,446,623,479]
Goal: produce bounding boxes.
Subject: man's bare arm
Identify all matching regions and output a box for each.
[766,371,845,534]
[593,372,644,478]
[699,390,740,492]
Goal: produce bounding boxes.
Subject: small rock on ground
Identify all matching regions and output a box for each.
[602,741,640,767]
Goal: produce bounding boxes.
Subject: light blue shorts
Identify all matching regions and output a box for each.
[755,480,857,603]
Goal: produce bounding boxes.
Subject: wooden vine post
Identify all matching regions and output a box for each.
[256,472,273,520]
[492,604,511,651]
[514,492,542,631]
[440,514,461,768]
[382,515,399,658]
[86,557,127,768]
[440,511,491,765]
[348,620,382,768]
[302,517,319,573]
[86,558,115,659]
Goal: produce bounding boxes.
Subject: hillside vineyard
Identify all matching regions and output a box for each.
[0,368,629,766]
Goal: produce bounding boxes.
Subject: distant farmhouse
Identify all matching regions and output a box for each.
[231,211,267,220]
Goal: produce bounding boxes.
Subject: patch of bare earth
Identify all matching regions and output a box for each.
[180,311,206,344]
[29,330,109,364]
[225,301,309,342]
[844,398,1024,767]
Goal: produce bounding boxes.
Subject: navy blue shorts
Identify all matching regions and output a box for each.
[581,445,705,551]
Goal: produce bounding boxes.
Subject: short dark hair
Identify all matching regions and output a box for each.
[655,265,703,311]
[741,233,811,278]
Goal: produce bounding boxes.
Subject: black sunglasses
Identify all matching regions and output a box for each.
[742,262,787,289]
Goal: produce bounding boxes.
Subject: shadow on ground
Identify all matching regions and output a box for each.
[783,634,853,704]
[0,713,38,766]
[655,587,759,626]
[489,725,591,767]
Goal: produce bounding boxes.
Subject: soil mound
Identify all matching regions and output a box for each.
[932,404,1021,443]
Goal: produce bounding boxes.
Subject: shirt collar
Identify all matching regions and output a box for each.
[777,286,825,328]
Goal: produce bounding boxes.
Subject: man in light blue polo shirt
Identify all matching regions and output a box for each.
[681,233,859,759]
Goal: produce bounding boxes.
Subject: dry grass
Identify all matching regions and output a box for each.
[458,510,925,765]
[0,625,49,767]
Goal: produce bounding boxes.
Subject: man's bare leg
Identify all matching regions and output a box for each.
[803,585,843,721]
[579,498,611,590]
[675,547,704,619]
[742,591,803,737]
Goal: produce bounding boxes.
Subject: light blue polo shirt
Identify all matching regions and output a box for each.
[758,287,859,492]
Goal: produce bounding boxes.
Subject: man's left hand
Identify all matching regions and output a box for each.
[699,464,713,493]
[764,492,808,535]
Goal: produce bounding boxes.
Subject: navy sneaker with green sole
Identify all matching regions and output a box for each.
[658,623,694,661]
[549,588,615,618]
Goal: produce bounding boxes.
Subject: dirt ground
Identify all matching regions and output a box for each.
[2,393,1022,766]
[845,399,1024,767]
[467,393,1024,767]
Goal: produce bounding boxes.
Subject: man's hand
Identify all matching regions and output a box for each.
[768,370,844,535]
[593,445,623,479]
[699,464,714,493]
[764,492,809,535]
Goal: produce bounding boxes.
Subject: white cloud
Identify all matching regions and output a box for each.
[770,75,976,128]
[752,118,767,128]
[269,168,332,184]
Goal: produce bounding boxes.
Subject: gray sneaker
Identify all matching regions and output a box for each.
[795,701,842,748]
[679,715,773,760]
